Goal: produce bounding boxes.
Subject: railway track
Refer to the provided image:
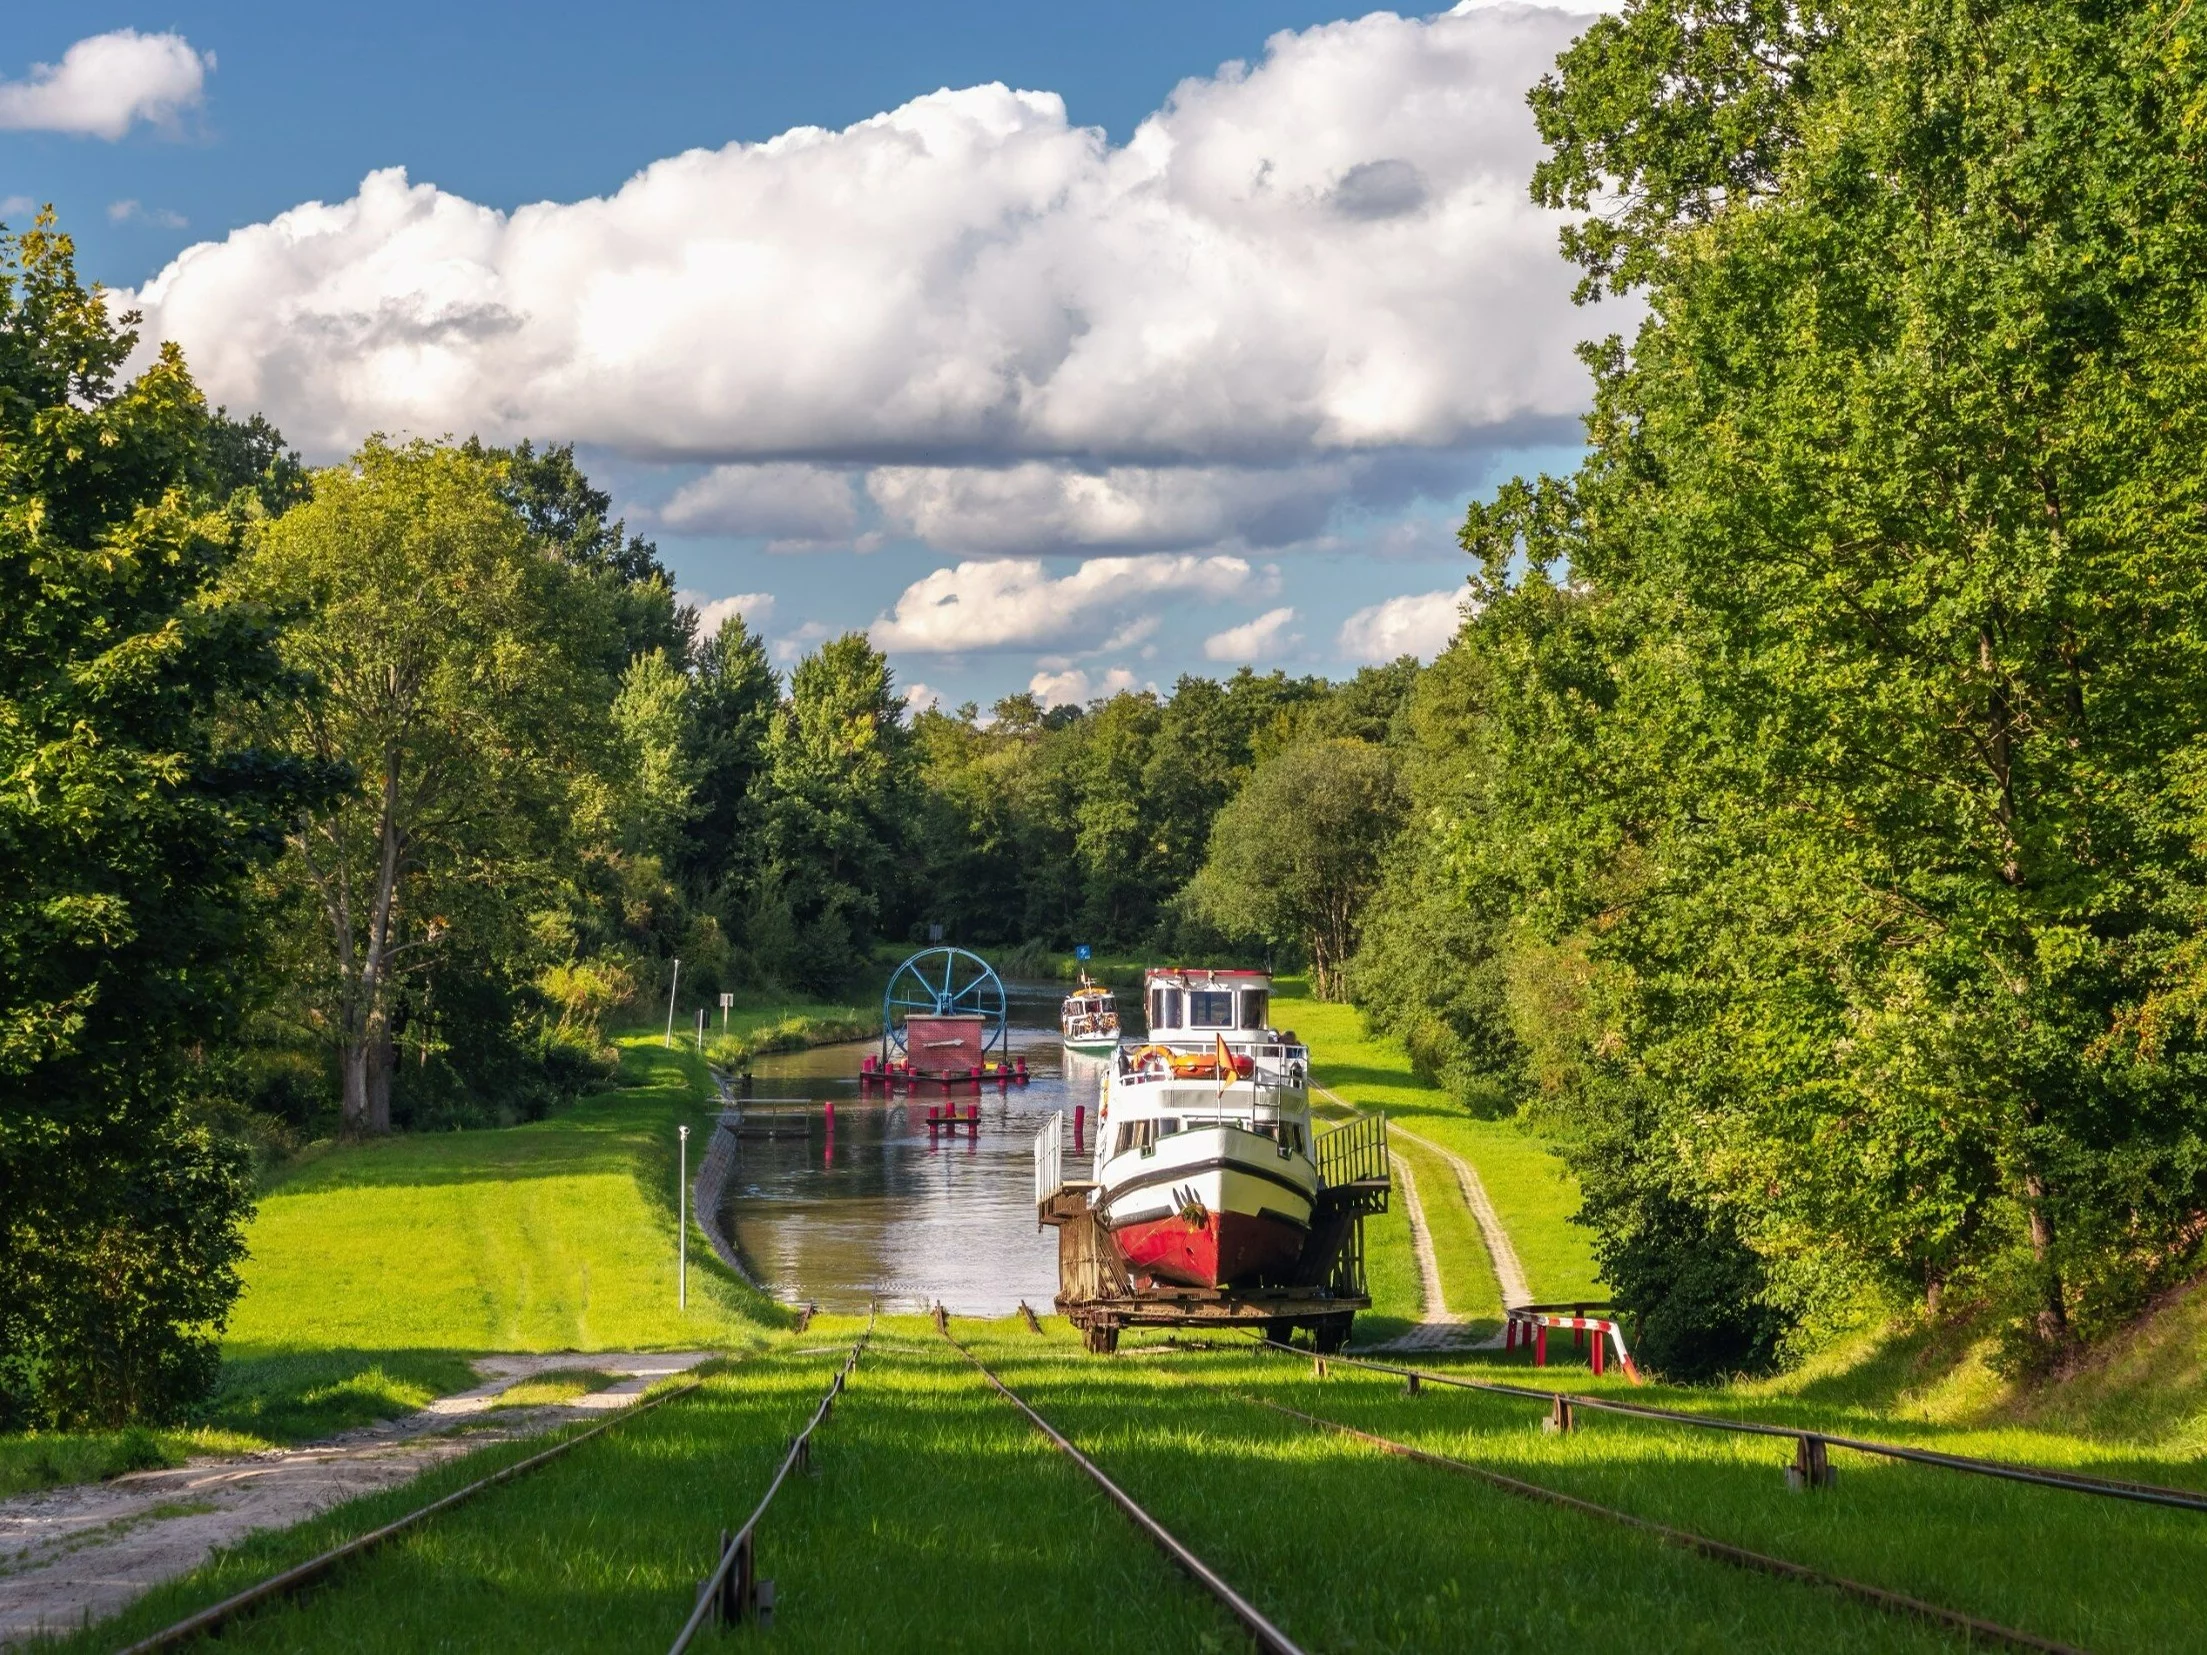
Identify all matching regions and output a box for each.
[1203,1373,2088,1654]
[940,1316,1310,1655]
[1252,1336,2207,1513]
[115,1378,706,1654]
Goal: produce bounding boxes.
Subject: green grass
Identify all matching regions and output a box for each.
[223,1036,781,1359]
[195,1349,484,1442]
[700,995,879,1069]
[1278,985,1606,1303]
[0,1425,261,1500]
[47,1317,2207,1652]
[491,1369,621,1408]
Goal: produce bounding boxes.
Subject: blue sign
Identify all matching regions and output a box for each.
[1075,944,1092,961]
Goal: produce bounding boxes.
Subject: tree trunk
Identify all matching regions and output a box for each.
[340,1040,371,1137]
[367,1023,394,1134]
[2022,1168,2068,1345]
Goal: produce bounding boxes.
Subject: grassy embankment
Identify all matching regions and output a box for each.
[1271,983,1600,1340]
[62,1317,2207,1655]
[2,1002,867,1497]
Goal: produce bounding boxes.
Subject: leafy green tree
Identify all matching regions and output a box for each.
[762,633,915,989]
[1462,0,2207,1359]
[680,610,777,899]
[233,439,623,1133]
[0,215,313,1425]
[1189,739,1405,998]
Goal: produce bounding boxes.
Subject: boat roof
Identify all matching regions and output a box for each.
[1144,967,1271,988]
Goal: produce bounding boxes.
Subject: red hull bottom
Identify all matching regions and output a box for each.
[1111,1209,1305,1289]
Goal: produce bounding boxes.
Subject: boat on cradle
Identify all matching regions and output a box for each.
[1059,973,1121,1058]
[1095,968,1315,1290]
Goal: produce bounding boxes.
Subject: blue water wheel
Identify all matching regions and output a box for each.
[882,947,1009,1059]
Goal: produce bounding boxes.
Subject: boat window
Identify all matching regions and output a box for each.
[1115,1120,1159,1155]
[1239,989,1268,1030]
[1158,989,1183,1029]
[1189,990,1234,1027]
[1159,1118,1182,1137]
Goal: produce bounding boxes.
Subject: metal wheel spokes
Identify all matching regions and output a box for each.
[883,946,1009,1057]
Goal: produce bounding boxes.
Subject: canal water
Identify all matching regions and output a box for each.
[715,981,1104,1314]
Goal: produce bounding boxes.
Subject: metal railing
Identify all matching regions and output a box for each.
[668,1315,873,1650]
[1315,1112,1387,1189]
[1034,1111,1064,1208]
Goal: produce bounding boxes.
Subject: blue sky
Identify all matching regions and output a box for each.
[4,3,1606,710]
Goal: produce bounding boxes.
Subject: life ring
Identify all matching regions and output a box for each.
[1131,1044,1174,1081]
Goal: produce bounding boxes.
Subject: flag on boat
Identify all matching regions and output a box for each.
[1216,1033,1234,1093]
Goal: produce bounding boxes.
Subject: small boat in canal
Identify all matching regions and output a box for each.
[1059,974,1121,1058]
[1092,968,1315,1290]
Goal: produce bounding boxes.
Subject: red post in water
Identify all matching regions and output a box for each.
[824,1099,835,1128]
[1074,1104,1085,1151]
[1592,1328,1606,1377]
[1535,1324,1548,1367]
[966,1101,979,1126]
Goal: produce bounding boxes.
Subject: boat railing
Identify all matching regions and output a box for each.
[1034,1111,1064,1208]
[1315,1111,1388,1189]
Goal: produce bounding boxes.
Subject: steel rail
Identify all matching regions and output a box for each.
[1252,1337,2207,1514]
[941,1322,1308,1655]
[1229,1386,2088,1655]
[667,1313,874,1653]
[116,1378,704,1654]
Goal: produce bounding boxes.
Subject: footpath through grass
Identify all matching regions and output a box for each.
[1275,985,1605,1307]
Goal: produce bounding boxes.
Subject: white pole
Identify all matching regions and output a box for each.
[678,1124,689,1311]
[696,1008,704,1052]
[663,957,681,1048]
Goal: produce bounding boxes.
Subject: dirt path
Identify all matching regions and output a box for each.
[0,1351,715,1648]
[1370,1113,1532,1310]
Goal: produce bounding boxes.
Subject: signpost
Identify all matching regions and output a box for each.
[1076,944,1092,962]
[719,991,734,1030]
[663,957,682,1048]
[677,1124,689,1311]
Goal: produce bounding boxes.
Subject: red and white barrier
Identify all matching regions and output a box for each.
[1504,1303,1640,1384]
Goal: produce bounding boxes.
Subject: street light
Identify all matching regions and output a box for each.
[663,957,681,1048]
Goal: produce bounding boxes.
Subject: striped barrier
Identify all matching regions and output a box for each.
[1504,1302,1640,1384]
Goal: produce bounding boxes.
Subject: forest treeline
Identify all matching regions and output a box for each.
[15,0,2207,1422]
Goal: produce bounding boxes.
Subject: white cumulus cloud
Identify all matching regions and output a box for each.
[867,461,1346,555]
[0,31,212,140]
[681,590,776,638]
[661,464,859,541]
[1337,588,1468,663]
[871,554,1264,655]
[1030,666,1140,708]
[1204,607,1302,662]
[120,3,1612,482]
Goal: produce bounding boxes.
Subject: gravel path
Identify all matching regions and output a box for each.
[0,1351,715,1648]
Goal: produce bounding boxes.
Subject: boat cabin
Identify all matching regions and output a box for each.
[1143,967,1272,1042]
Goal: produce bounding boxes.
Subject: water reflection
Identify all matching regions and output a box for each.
[718,982,1108,1314]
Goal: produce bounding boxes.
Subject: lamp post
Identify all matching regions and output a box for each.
[678,1124,689,1311]
[663,957,681,1048]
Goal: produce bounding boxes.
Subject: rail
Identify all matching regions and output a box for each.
[1226,1386,2083,1655]
[1034,1110,1063,1208]
[1314,1111,1387,1189]
[118,1379,703,1654]
[940,1320,1308,1655]
[667,1313,874,1650]
[1254,1339,2207,1514]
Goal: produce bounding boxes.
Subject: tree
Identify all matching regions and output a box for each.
[1464,0,2207,1359]
[1189,739,1406,998]
[679,610,777,899]
[233,439,623,1134]
[761,633,915,990]
[0,214,314,1424]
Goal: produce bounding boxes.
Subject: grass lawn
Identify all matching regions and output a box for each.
[225,1036,779,1365]
[1277,985,1606,1304]
[76,1320,2166,1654]
[700,992,879,1069]
[1392,1134,1504,1328]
